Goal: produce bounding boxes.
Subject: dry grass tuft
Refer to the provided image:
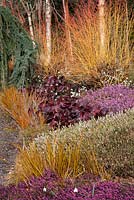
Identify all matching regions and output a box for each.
[7,143,45,184]
[7,138,110,184]
[0,87,45,130]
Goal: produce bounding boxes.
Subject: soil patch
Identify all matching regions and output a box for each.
[0,108,22,185]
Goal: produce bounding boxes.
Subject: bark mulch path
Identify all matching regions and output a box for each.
[0,108,22,185]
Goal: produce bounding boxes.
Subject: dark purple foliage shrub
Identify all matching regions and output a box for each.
[0,170,134,200]
[32,75,78,100]
[42,96,78,127]
[31,77,134,128]
[31,76,81,127]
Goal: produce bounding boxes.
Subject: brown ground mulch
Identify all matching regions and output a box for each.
[0,108,22,185]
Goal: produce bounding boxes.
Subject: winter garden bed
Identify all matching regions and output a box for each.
[0,82,134,199]
[0,1,134,199]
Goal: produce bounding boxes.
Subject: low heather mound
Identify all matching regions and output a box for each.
[0,171,133,200]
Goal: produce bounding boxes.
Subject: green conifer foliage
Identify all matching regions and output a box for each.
[0,6,37,88]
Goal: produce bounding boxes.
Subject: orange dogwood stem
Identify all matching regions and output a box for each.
[62,0,73,63]
[98,0,105,56]
[45,0,52,65]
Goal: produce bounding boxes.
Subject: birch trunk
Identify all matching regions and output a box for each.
[62,0,73,64]
[0,0,6,6]
[45,0,51,65]
[98,0,105,57]
[20,0,35,48]
[27,12,36,48]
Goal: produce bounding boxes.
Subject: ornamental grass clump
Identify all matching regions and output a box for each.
[1,170,134,200]
[7,138,109,184]
[35,108,134,177]
[7,143,45,185]
[0,87,45,130]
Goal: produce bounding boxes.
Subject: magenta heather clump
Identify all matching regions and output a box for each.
[0,170,134,200]
[76,84,134,121]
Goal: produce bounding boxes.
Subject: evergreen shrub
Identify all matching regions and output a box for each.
[0,7,37,88]
[35,108,134,177]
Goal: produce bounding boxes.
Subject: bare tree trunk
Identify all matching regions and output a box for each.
[36,0,42,35]
[0,0,6,6]
[62,0,73,64]
[98,0,105,57]
[125,1,130,65]
[45,0,51,65]
[27,12,36,48]
[20,0,36,48]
